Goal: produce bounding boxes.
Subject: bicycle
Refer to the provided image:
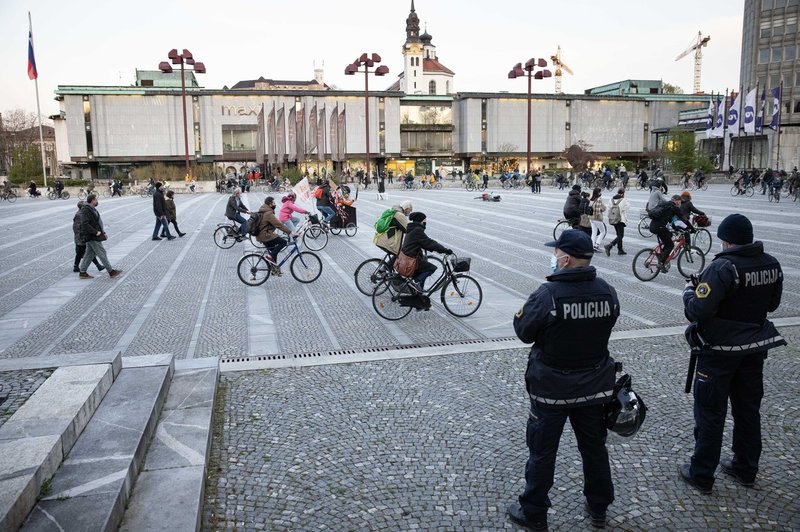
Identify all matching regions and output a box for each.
[690,214,713,255]
[213,218,259,249]
[47,188,70,200]
[1,189,17,203]
[632,229,705,282]
[501,178,523,190]
[237,237,322,286]
[637,212,653,238]
[355,252,445,296]
[371,254,482,320]
[397,180,418,191]
[729,183,755,197]
[767,186,782,203]
[293,213,328,251]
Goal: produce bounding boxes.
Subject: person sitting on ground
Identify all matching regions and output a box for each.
[562,184,582,228]
[225,188,250,238]
[255,196,295,276]
[400,212,453,296]
[278,192,309,233]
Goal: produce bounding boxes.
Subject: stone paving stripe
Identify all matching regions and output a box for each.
[189,247,227,360]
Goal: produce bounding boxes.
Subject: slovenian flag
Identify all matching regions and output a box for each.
[27,30,38,80]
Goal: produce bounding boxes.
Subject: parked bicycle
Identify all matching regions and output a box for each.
[354,252,445,296]
[237,236,322,285]
[371,253,482,320]
[632,228,705,282]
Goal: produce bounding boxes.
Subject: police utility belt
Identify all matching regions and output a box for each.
[527,356,616,407]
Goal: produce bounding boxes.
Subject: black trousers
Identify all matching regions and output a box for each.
[519,401,614,520]
[161,220,183,236]
[607,222,626,251]
[74,243,102,270]
[690,351,766,488]
[653,227,673,263]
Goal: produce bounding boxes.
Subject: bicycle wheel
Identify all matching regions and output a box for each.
[61,191,70,200]
[302,225,328,251]
[78,190,87,200]
[441,274,482,317]
[501,181,511,190]
[372,280,412,320]
[213,226,237,249]
[745,186,755,197]
[345,222,358,237]
[434,183,442,190]
[102,189,110,198]
[47,190,57,200]
[355,258,391,296]
[677,246,706,277]
[632,248,660,281]
[290,251,322,283]
[249,235,266,248]
[466,182,475,192]
[237,253,271,286]
[553,220,571,240]
[329,225,342,235]
[692,228,712,255]
[768,191,775,203]
[637,217,652,238]
[6,191,16,203]
[730,185,740,197]
[700,183,708,191]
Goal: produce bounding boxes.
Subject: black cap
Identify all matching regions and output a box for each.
[545,229,594,259]
[572,184,582,191]
[409,212,426,223]
[717,213,753,245]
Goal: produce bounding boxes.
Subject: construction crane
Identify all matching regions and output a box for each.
[675,31,711,94]
[550,46,574,94]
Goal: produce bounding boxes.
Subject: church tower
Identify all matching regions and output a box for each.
[401,0,424,94]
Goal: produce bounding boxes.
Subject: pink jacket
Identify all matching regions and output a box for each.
[279,200,308,222]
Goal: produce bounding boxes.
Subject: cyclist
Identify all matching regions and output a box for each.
[225,188,250,239]
[637,169,649,189]
[54,178,65,198]
[278,192,309,232]
[681,171,692,189]
[374,200,413,257]
[28,181,41,197]
[694,169,706,188]
[679,191,705,220]
[254,196,296,276]
[562,184,582,229]
[315,180,336,225]
[111,179,123,197]
[649,194,693,272]
[2,180,11,197]
[400,211,453,300]
[647,178,668,213]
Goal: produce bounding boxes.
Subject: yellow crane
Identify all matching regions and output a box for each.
[675,31,711,94]
[550,46,574,94]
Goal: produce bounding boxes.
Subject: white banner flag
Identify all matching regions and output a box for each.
[743,88,757,134]
[727,92,742,137]
[705,97,715,139]
[292,177,315,212]
[711,95,725,138]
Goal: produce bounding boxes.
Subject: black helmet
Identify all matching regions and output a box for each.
[605,373,647,438]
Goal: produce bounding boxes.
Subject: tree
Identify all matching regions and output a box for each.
[495,142,519,172]
[664,128,713,173]
[662,82,683,95]
[563,141,596,170]
[8,144,43,182]
[1,109,42,177]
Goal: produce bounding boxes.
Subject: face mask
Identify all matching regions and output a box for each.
[550,255,560,273]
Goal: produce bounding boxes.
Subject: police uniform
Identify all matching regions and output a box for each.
[681,214,785,491]
[510,230,619,527]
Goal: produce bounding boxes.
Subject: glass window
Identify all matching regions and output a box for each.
[794,100,800,113]
[775,0,786,7]
[400,105,453,125]
[759,48,770,63]
[761,27,772,38]
[772,47,783,61]
[788,0,798,5]
[773,24,784,36]
[428,81,436,94]
[787,23,798,34]
[762,0,772,8]
[785,45,796,60]
[222,127,256,152]
[796,72,800,85]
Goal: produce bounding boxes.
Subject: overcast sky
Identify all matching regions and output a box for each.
[2,0,744,119]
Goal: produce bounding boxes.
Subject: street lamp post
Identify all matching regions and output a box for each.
[508,58,551,174]
[345,53,389,181]
[159,49,205,178]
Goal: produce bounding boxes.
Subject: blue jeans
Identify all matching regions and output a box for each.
[413,260,438,289]
[690,351,766,488]
[153,215,172,238]
[282,217,299,232]
[317,205,335,223]
[232,212,248,235]
[519,401,614,521]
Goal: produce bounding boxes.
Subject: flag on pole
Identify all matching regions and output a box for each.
[743,88,757,134]
[317,105,326,162]
[296,104,306,163]
[338,106,347,162]
[711,93,726,138]
[705,96,715,138]
[308,103,317,153]
[267,103,276,164]
[768,86,782,130]
[27,30,38,80]
[755,87,766,133]
[727,91,741,137]
[288,106,297,162]
[329,104,339,162]
[276,106,286,163]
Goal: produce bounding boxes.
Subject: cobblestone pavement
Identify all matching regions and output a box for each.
[0,368,53,428]
[0,185,798,529]
[203,329,799,531]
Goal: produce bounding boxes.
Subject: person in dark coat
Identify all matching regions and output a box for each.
[78,194,121,279]
[562,184,582,227]
[73,200,104,273]
[151,182,175,241]
[160,190,186,237]
[400,211,452,293]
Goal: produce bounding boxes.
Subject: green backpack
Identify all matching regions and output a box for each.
[374,209,395,233]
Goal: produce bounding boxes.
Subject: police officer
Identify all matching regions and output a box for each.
[508,230,619,530]
[680,214,785,494]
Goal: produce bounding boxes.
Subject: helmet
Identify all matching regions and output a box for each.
[605,373,647,438]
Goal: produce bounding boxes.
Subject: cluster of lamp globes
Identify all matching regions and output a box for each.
[344,53,389,76]
[508,58,551,79]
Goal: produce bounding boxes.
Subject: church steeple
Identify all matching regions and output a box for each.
[405,0,421,43]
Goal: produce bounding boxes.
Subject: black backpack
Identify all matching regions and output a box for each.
[648,200,672,221]
[247,212,262,236]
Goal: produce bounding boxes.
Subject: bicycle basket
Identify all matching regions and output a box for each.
[692,214,711,227]
[308,213,320,225]
[450,257,471,272]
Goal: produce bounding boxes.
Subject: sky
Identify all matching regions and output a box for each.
[1,0,745,120]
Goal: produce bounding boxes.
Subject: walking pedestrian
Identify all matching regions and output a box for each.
[73,200,104,273]
[679,214,786,494]
[604,188,630,256]
[161,190,186,237]
[78,194,122,279]
[377,172,387,201]
[151,182,175,241]
[589,188,606,250]
[508,230,618,530]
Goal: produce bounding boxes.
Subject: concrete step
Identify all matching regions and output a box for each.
[119,358,219,532]
[20,356,174,532]
[0,352,121,532]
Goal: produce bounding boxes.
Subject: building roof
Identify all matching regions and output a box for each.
[230,77,329,90]
[424,58,454,76]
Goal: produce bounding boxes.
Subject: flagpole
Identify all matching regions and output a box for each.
[723,89,731,171]
[29,12,48,188]
[776,81,783,170]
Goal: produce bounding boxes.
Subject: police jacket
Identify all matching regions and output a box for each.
[514,266,619,407]
[153,189,168,217]
[683,242,785,355]
[563,189,581,219]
